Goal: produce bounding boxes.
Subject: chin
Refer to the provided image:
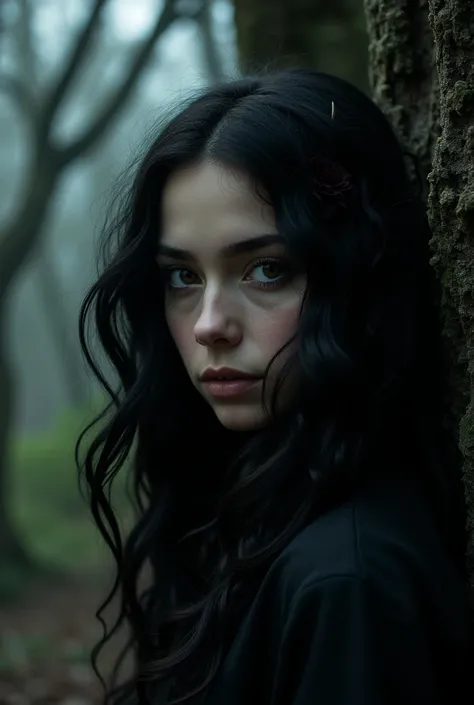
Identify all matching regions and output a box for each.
[212,405,270,432]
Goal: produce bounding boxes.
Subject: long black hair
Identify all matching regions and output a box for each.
[76,69,466,704]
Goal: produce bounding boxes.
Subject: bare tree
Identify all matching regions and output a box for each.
[364,0,474,595]
[8,0,87,409]
[196,0,226,83]
[0,0,204,566]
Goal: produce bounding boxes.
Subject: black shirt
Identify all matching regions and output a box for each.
[200,470,472,705]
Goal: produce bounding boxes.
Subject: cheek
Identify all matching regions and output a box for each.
[166,310,193,367]
[257,304,300,358]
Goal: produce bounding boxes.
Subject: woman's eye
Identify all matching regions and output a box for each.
[167,268,199,288]
[247,260,289,286]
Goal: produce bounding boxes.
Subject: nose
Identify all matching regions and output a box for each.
[194,286,242,347]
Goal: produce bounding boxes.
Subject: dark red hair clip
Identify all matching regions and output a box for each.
[309,155,353,204]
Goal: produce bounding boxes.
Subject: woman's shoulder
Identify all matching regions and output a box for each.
[205,470,471,705]
[271,468,464,610]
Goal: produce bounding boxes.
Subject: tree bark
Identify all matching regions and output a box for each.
[232,0,368,92]
[427,0,474,593]
[363,0,438,194]
[364,0,474,597]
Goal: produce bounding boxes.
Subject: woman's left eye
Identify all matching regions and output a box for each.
[246,259,289,287]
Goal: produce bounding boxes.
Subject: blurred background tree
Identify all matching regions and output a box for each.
[0,0,217,572]
[233,0,368,91]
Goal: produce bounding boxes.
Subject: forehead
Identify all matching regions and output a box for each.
[160,161,277,248]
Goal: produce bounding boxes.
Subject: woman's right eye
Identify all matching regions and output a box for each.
[165,268,200,289]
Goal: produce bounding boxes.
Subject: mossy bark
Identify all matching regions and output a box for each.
[363,0,438,193]
[365,0,474,595]
[427,0,474,593]
[232,0,369,92]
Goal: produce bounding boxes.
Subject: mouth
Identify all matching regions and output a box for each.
[199,368,262,399]
[201,377,261,399]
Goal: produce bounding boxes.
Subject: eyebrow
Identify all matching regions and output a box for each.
[156,233,285,262]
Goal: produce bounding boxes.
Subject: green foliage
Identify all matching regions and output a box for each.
[0,562,32,603]
[9,402,131,577]
[0,628,92,677]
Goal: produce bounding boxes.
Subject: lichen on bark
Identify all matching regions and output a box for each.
[427,0,474,591]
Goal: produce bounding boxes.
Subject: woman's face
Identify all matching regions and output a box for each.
[158,160,306,431]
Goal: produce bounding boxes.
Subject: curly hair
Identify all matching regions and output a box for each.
[75,69,466,704]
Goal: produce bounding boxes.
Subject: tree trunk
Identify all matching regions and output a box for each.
[363,0,438,194]
[0,157,60,568]
[0,307,31,568]
[364,0,474,597]
[197,0,226,84]
[0,151,60,299]
[36,252,88,408]
[427,0,474,594]
[232,0,369,92]
[362,0,458,424]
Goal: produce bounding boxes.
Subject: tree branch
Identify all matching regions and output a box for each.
[196,0,225,84]
[17,0,38,86]
[58,0,179,166]
[37,0,109,139]
[0,73,36,117]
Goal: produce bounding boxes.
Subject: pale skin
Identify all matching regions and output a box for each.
[157,160,306,432]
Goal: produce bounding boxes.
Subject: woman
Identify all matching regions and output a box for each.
[76,69,472,704]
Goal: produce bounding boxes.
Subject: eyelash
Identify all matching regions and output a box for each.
[246,257,290,289]
[160,257,290,292]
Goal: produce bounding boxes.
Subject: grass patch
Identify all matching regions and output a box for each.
[9,402,131,578]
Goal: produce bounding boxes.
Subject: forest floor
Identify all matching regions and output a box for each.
[2,404,134,704]
[0,571,120,705]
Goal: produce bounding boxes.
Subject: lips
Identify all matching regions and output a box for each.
[199,367,261,382]
[201,378,261,399]
[199,367,262,399]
